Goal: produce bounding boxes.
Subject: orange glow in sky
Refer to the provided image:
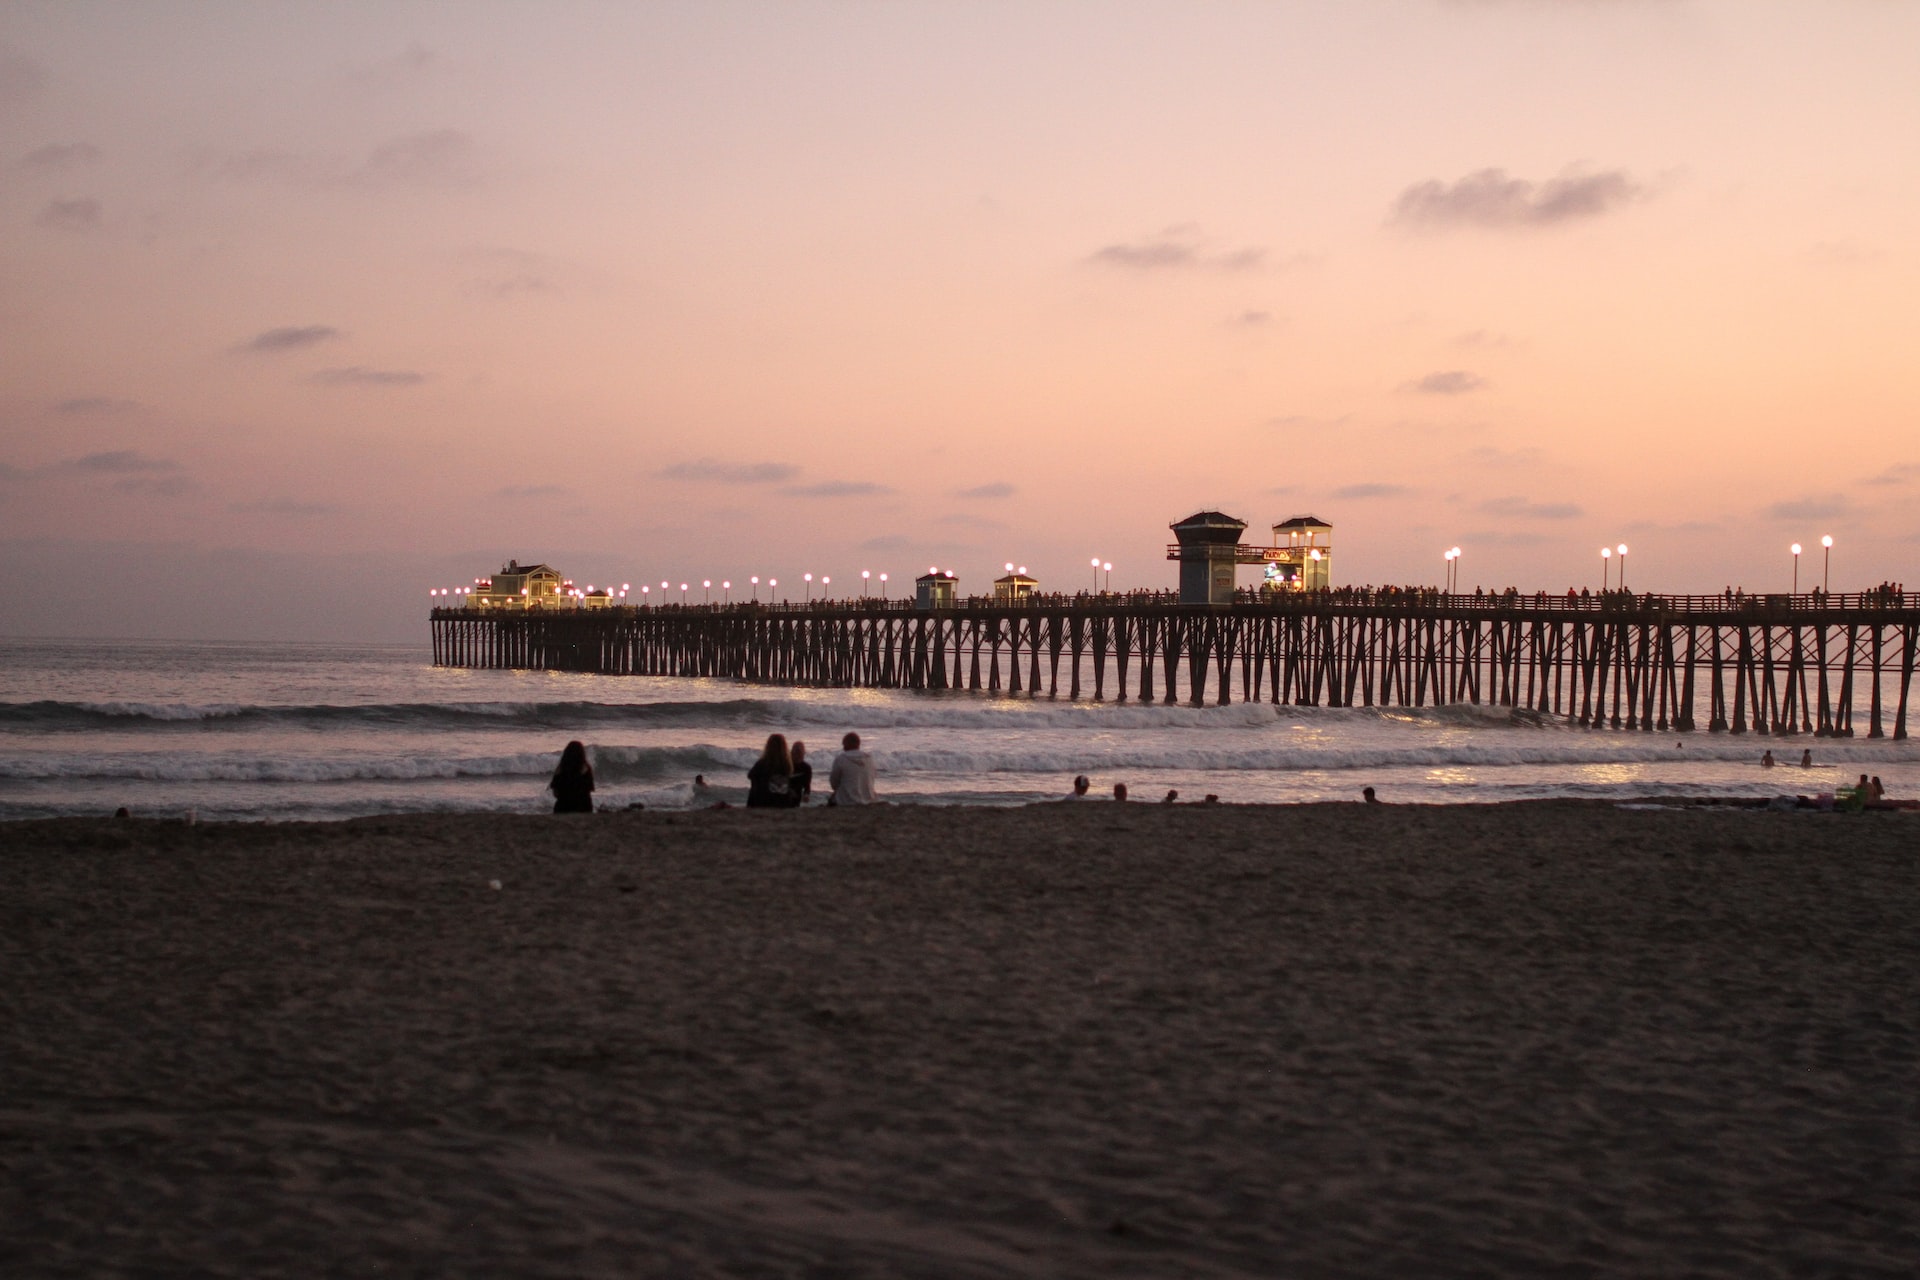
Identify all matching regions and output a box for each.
[2,2,1916,638]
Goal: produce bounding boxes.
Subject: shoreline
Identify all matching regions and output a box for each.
[5,801,1916,1276]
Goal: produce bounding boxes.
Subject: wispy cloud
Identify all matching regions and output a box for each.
[955,482,1015,500]
[1088,225,1265,272]
[1765,495,1851,521]
[35,197,100,231]
[53,397,140,415]
[1864,463,1920,487]
[230,498,337,516]
[238,325,341,353]
[1228,310,1274,328]
[310,367,425,388]
[1389,167,1640,231]
[0,46,47,108]
[63,449,175,474]
[18,142,99,174]
[1477,495,1582,520]
[657,459,799,484]
[1333,483,1410,500]
[195,129,477,190]
[783,480,893,498]
[1403,370,1486,395]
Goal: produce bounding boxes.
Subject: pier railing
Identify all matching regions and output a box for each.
[431,593,1919,738]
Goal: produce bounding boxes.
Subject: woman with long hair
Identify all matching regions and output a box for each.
[745,733,798,808]
[549,739,595,814]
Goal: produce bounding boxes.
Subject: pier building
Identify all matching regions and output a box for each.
[1265,516,1333,593]
[471,560,566,609]
[916,570,958,610]
[994,569,1039,603]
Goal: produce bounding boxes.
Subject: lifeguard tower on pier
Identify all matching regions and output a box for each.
[1167,511,1335,602]
[994,567,1039,603]
[1263,516,1333,593]
[915,569,958,610]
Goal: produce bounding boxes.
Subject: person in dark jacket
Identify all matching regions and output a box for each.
[550,740,595,814]
[789,740,814,804]
[746,733,800,808]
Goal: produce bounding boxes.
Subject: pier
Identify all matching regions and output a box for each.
[431,590,1919,738]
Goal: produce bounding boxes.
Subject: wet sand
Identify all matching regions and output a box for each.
[3,801,1916,1277]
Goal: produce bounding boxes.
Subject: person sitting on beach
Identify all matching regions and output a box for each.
[1063,774,1092,801]
[790,741,814,805]
[746,733,801,808]
[1113,783,1129,802]
[1362,786,1381,804]
[1161,789,1179,804]
[1870,775,1886,803]
[827,732,876,806]
[549,740,595,814]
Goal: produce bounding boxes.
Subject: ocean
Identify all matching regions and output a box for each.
[4,635,1917,821]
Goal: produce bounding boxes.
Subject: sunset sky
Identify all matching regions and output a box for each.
[3,1,1917,640]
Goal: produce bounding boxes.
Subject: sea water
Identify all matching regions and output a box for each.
[3,636,1916,821]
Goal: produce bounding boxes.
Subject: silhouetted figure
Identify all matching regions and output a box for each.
[790,741,813,804]
[1800,749,1813,768]
[1161,789,1179,804]
[113,806,130,820]
[828,731,877,806]
[1362,786,1380,804]
[1870,776,1886,803]
[1762,750,1775,768]
[1064,774,1093,801]
[747,733,800,808]
[1112,783,1129,802]
[549,740,595,814]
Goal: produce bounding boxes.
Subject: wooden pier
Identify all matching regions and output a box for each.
[431,591,1920,737]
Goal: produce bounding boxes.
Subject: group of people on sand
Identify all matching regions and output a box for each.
[744,732,877,808]
[547,733,879,813]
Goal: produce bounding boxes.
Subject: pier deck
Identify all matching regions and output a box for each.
[431,591,1920,737]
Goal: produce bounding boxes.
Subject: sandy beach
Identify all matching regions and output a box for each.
[3,800,1916,1277]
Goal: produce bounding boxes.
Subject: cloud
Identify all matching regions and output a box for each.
[955,482,1015,500]
[1332,483,1410,500]
[1477,496,1582,520]
[657,459,799,484]
[35,197,100,231]
[310,367,426,388]
[63,450,175,474]
[1403,370,1486,395]
[1389,167,1640,230]
[492,484,570,499]
[0,46,46,109]
[18,142,100,174]
[1087,225,1265,272]
[460,247,568,298]
[1228,310,1274,328]
[783,481,893,498]
[1864,463,1920,487]
[238,325,341,353]
[194,129,476,190]
[53,397,140,415]
[350,129,475,188]
[230,498,337,516]
[1765,495,1851,521]
[113,475,194,497]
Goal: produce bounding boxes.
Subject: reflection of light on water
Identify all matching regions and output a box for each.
[1426,768,1475,785]
[1581,763,1651,784]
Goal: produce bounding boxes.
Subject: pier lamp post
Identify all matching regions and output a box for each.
[703,579,711,603]
[641,585,650,600]
[1822,535,1833,594]
[750,576,759,601]
[1600,547,1611,592]
[1791,543,1802,594]
[770,577,779,602]
[680,582,689,604]
[862,569,871,597]
[879,572,888,598]
[1104,562,1113,593]
[1092,556,1101,592]
[1450,547,1461,594]
[804,572,813,602]
[722,580,731,603]
[821,576,830,600]
[1617,544,1629,591]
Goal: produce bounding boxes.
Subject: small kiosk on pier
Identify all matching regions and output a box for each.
[1264,516,1333,593]
[916,569,958,610]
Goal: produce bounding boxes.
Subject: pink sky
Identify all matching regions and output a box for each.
[3,1,1917,640]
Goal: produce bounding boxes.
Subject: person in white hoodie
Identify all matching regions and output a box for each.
[828,731,877,806]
